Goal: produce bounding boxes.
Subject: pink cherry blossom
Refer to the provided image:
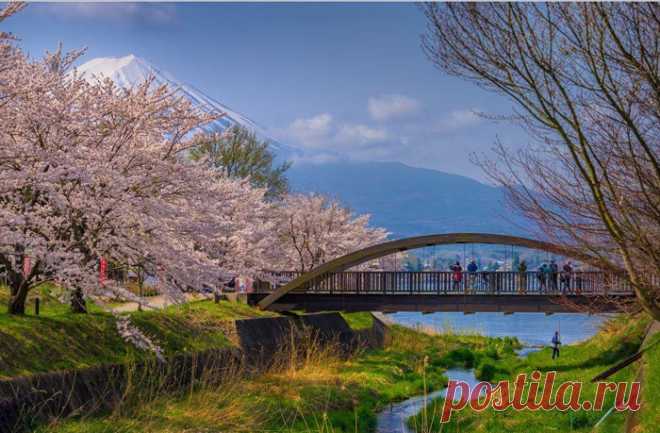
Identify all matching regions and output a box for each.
[0,5,274,312]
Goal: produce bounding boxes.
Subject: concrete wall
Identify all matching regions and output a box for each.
[234,312,356,367]
[0,312,388,433]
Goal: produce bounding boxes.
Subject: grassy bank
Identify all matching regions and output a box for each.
[637,327,660,432]
[408,315,651,433]
[38,324,513,433]
[0,285,273,378]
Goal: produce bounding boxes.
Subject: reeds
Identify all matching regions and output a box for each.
[33,325,364,433]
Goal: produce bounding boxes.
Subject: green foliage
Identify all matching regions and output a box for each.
[474,358,497,381]
[440,347,476,369]
[190,126,291,199]
[409,315,651,433]
[42,322,500,433]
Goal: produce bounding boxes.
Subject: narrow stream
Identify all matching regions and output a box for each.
[375,347,542,433]
[375,369,480,433]
[375,312,607,433]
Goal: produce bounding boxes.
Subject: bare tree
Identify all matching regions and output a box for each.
[422,3,659,319]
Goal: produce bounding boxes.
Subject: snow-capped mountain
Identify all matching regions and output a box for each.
[76,54,297,158]
[76,55,530,238]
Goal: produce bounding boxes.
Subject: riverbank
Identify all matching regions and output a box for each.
[4,285,653,433]
[0,285,512,433]
[36,322,516,433]
[407,314,653,433]
[0,286,274,378]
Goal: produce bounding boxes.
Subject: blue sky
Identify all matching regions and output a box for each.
[4,2,530,182]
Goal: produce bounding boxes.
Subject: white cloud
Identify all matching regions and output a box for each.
[281,104,506,181]
[368,94,420,121]
[285,114,388,149]
[437,109,482,131]
[287,113,334,148]
[336,124,388,145]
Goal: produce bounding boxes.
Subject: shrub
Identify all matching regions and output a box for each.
[440,348,476,368]
[475,359,497,382]
[483,345,500,360]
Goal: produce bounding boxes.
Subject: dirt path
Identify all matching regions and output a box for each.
[110,292,211,313]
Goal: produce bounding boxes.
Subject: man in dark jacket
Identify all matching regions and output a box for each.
[467,260,478,292]
[552,331,561,359]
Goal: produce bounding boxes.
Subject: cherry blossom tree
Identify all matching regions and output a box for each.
[270,194,389,272]
[0,4,274,314]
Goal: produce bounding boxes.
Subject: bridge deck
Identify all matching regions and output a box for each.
[247,293,633,313]
[252,271,635,313]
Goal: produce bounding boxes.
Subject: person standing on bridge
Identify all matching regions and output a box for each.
[450,261,463,292]
[561,262,573,294]
[538,263,548,293]
[518,260,528,294]
[551,331,561,359]
[467,259,478,293]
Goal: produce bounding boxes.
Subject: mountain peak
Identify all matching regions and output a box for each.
[76,54,168,89]
[78,54,137,75]
[75,54,299,159]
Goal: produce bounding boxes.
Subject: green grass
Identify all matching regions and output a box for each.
[637,330,660,433]
[0,285,274,378]
[5,284,655,433]
[408,315,651,433]
[340,312,374,330]
[40,324,507,433]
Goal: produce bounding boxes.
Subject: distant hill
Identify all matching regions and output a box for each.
[288,161,530,237]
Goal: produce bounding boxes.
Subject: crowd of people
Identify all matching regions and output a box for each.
[447,259,583,294]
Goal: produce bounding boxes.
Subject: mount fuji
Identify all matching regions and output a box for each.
[77,54,530,238]
[75,54,298,158]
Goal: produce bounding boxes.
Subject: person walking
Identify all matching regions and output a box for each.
[518,260,528,294]
[537,263,549,293]
[450,261,463,293]
[551,331,561,359]
[467,259,478,293]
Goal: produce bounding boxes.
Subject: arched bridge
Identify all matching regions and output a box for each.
[250,233,635,314]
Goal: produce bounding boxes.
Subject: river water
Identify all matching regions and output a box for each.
[375,312,609,433]
[388,312,609,346]
[376,368,480,433]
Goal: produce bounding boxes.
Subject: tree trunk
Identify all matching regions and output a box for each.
[70,288,87,314]
[8,284,29,315]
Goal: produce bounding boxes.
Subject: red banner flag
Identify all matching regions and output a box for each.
[99,257,107,286]
[22,256,31,277]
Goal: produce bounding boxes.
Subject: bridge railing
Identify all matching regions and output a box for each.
[257,271,634,296]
